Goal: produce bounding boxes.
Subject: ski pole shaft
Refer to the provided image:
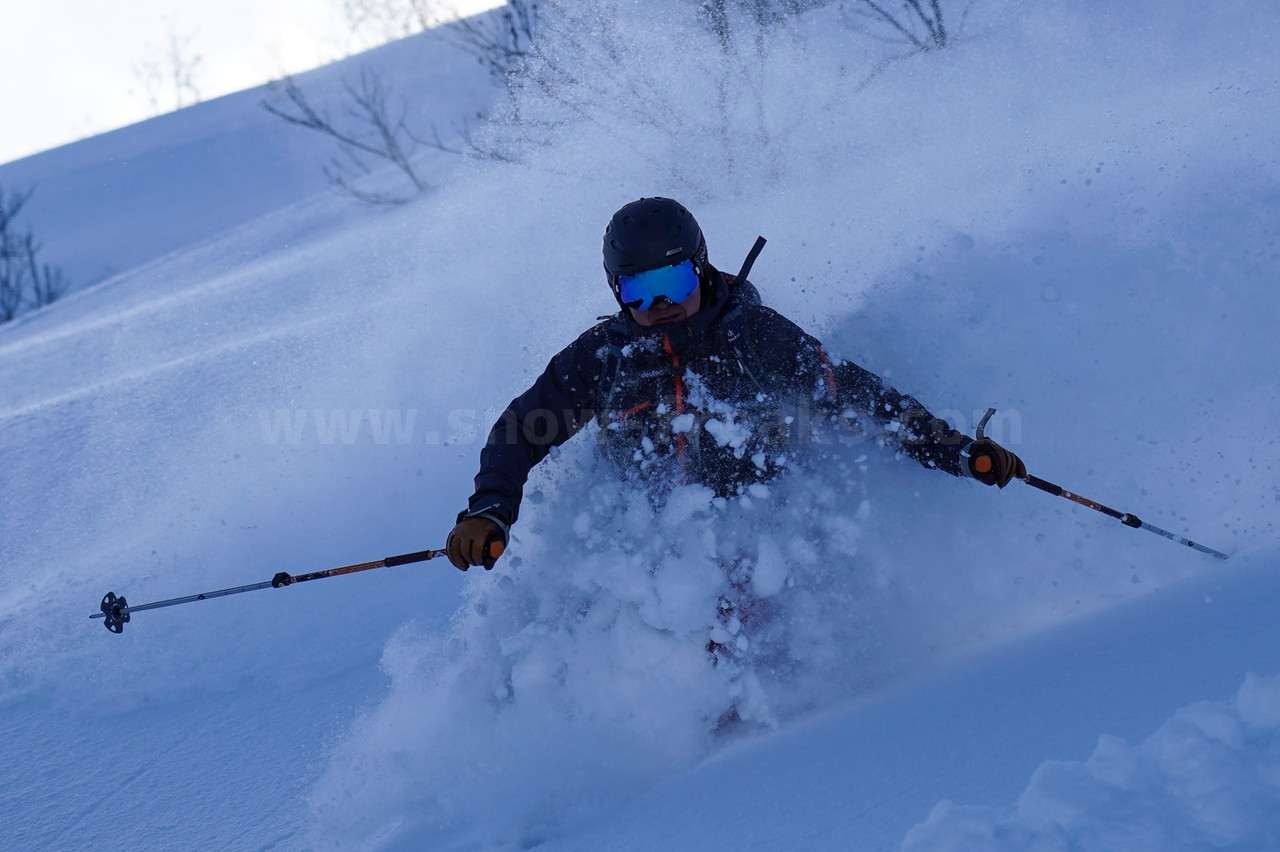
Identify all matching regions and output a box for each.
[90,547,448,633]
[972,407,1227,560]
[1021,473,1228,560]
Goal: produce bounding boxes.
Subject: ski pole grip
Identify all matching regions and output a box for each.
[385,549,437,567]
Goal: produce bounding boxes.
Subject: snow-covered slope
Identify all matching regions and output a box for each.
[531,551,1280,852]
[1,2,1278,850]
[0,26,492,294]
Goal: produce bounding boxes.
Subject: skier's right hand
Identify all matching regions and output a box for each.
[447,516,506,571]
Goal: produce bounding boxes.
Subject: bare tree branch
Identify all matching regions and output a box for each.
[133,26,204,116]
[260,68,431,204]
[1,188,37,320]
[0,185,70,322]
[29,258,68,308]
[341,0,446,49]
[448,0,539,83]
[844,0,951,51]
[409,117,521,163]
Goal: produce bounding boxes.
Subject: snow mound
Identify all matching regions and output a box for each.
[903,673,1280,852]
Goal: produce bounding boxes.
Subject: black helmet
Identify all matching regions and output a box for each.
[602,198,708,301]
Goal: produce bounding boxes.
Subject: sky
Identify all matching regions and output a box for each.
[0,0,498,165]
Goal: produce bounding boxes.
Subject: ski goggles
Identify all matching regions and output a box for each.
[618,259,700,310]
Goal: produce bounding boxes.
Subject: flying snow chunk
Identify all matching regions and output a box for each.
[671,413,696,434]
[751,537,789,598]
[705,417,750,448]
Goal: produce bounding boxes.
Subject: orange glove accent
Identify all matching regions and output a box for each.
[446,517,505,571]
[968,438,1027,488]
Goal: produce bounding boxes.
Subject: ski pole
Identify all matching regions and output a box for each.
[974,408,1229,560]
[89,545,476,633]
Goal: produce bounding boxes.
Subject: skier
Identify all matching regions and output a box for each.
[446,197,1024,570]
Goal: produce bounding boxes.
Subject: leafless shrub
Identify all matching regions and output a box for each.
[448,1,539,83]
[133,27,204,116]
[482,0,974,195]
[479,2,794,192]
[0,235,22,323]
[341,0,439,48]
[261,50,526,203]
[699,0,831,48]
[416,115,520,162]
[261,68,431,205]
[842,0,969,51]
[27,239,69,309]
[0,185,70,324]
[336,0,539,80]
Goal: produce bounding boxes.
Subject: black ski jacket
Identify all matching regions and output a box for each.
[463,271,972,526]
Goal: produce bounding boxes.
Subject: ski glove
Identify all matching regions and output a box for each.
[446,514,507,571]
[965,438,1026,488]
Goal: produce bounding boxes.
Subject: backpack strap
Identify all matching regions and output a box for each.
[734,236,767,285]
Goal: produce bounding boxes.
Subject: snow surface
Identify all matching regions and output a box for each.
[1,1,1279,850]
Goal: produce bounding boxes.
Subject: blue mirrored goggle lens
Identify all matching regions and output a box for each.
[618,260,700,310]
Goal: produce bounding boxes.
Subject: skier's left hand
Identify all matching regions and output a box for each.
[966,438,1026,488]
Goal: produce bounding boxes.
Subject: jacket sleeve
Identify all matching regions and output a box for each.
[463,331,603,526]
[746,307,972,476]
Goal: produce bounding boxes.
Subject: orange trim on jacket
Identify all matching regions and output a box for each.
[663,332,687,480]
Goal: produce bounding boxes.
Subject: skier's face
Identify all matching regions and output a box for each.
[628,285,701,327]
